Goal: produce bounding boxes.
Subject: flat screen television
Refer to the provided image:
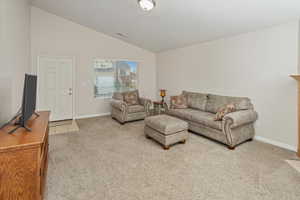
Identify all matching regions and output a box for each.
[19,74,38,125]
[2,74,39,134]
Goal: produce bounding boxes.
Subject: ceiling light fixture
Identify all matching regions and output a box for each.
[138,0,156,11]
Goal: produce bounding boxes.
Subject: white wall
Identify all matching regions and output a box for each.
[299,21,300,72]
[0,0,31,124]
[157,22,299,150]
[30,7,157,118]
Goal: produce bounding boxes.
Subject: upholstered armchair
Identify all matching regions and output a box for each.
[111,90,152,124]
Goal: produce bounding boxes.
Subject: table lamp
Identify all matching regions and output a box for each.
[160,89,166,103]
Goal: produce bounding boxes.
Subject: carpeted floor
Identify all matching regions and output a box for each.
[49,120,79,135]
[286,160,300,173]
[46,116,300,200]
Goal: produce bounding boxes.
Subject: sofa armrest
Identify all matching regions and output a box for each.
[111,99,127,112]
[223,110,258,128]
[139,97,151,106]
[139,97,152,115]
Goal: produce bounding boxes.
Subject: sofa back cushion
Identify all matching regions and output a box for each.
[182,91,208,111]
[206,94,253,114]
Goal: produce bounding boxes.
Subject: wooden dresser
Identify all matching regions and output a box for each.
[0,111,50,200]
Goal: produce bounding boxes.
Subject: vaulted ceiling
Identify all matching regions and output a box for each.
[32,0,300,52]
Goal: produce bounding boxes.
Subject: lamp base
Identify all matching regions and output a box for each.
[161,96,165,104]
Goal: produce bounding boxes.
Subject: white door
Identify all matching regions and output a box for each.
[38,57,74,121]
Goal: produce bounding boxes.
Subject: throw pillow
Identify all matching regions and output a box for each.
[123,90,139,105]
[170,95,188,109]
[214,104,236,121]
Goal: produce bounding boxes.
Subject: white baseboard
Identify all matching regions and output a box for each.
[255,136,297,152]
[75,112,111,119]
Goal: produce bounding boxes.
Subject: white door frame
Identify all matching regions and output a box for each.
[37,55,76,120]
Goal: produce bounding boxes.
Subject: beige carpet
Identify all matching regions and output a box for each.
[286,160,300,173]
[49,120,79,135]
[46,116,300,200]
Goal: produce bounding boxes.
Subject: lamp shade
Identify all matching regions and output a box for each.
[160,89,166,97]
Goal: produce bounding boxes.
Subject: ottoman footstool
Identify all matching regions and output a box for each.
[144,115,189,150]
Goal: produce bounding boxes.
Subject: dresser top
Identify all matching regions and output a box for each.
[0,111,50,152]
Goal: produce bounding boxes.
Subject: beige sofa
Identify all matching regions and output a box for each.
[110,90,151,124]
[166,91,258,149]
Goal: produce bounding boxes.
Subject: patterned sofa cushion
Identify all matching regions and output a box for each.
[206,94,253,114]
[167,108,197,121]
[128,105,145,113]
[167,109,222,130]
[182,91,208,111]
[189,110,222,130]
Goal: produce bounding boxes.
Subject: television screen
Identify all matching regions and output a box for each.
[20,74,37,126]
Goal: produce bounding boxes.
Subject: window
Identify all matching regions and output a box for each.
[94,59,138,98]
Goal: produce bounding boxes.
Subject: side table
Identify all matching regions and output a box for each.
[152,101,168,115]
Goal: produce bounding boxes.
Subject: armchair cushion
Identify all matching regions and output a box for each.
[223,110,258,129]
[123,90,139,105]
[128,105,145,113]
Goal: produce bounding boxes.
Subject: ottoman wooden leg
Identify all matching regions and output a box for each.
[228,146,235,150]
[164,145,170,150]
